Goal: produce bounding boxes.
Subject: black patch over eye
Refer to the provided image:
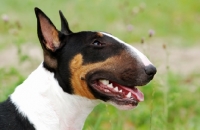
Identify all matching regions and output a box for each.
[91,40,104,47]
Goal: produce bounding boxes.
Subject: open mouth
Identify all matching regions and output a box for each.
[90,79,144,109]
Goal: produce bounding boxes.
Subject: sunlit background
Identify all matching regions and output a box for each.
[0,0,200,130]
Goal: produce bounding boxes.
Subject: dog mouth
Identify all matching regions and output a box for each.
[90,79,144,109]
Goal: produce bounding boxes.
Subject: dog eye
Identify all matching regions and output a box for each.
[92,40,103,46]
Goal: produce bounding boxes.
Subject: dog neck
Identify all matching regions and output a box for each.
[11,63,99,130]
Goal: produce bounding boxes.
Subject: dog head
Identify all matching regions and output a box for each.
[35,8,156,110]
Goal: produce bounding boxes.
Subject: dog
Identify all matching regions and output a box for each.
[0,7,156,130]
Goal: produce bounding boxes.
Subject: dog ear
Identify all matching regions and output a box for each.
[59,10,73,35]
[35,7,65,69]
[35,7,63,52]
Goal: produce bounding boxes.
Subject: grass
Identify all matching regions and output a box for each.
[0,67,24,100]
[0,0,200,46]
[0,0,200,130]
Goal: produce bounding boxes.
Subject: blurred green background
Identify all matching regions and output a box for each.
[0,0,200,130]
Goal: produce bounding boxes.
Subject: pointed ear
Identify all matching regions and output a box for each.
[59,10,73,35]
[35,7,62,52]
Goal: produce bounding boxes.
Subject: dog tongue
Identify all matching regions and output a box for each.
[111,82,144,101]
[118,85,144,101]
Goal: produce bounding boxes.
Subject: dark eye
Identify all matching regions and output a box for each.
[92,40,103,46]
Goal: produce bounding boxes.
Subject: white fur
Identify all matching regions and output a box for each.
[11,63,100,130]
[101,32,152,66]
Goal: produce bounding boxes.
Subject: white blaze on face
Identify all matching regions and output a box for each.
[101,32,152,67]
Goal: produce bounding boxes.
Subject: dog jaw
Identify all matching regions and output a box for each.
[67,32,156,110]
[69,49,155,110]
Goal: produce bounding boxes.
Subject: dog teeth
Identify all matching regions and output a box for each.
[126,92,132,98]
[105,89,110,93]
[107,83,113,88]
[100,80,109,85]
[119,90,122,93]
[114,87,119,92]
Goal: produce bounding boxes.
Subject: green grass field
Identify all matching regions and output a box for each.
[0,1,200,130]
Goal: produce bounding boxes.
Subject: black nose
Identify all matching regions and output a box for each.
[144,64,157,76]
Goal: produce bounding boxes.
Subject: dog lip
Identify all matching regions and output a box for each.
[111,81,144,101]
[87,73,138,88]
[110,96,139,106]
[89,79,144,106]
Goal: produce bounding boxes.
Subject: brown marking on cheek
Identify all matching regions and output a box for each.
[70,54,119,99]
[96,32,103,37]
[70,54,95,99]
[70,51,138,99]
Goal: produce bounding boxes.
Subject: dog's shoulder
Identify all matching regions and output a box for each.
[0,98,35,130]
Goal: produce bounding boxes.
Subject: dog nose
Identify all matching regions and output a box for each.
[144,64,157,76]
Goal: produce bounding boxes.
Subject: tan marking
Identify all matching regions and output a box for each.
[44,51,57,69]
[70,54,95,99]
[96,32,103,37]
[52,31,60,48]
[70,52,133,99]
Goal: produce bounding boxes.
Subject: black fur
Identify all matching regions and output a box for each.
[59,10,73,35]
[0,98,35,130]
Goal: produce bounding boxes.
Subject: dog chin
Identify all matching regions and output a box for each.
[107,101,138,110]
